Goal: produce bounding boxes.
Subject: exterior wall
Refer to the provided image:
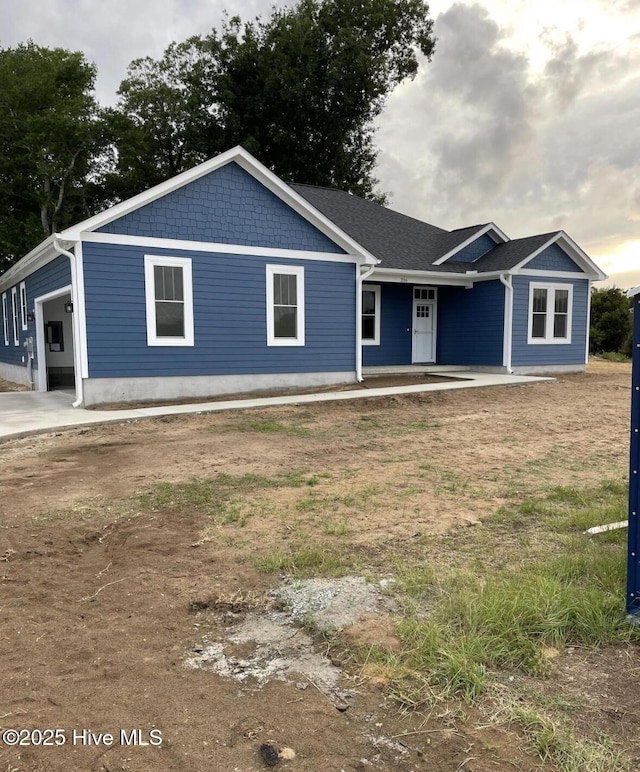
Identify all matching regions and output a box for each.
[452,234,497,264]
[525,244,581,272]
[98,162,345,254]
[362,283,412,366]
[511,275,589,366]
[437,280,505,366]
[0,256,72,376]
[82,370,355,406]
[82,241,356,379]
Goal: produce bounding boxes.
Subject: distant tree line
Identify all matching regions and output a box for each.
[0,0,435,273]
[589,287,633,357]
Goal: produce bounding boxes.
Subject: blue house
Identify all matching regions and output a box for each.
[0,147,606,407]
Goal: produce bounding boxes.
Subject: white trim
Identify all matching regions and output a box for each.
[411,298,437,363]
[361,284,381,346]
[33,284,73,393]
[512,231,607,281]
[527,282,574,345]
[266,264,305,346]
[144,255,194,347]
[432,222,509,266]
[11,287,19,345]
[518,269,589,279]
[73,240,89,379]
[499,274,513,372]
[19,282,27,331]
[370,267,474,287]
[1,292,8,345]
[0,235,57,293]
[60,147,378,266]
[585,284,592,365]
[80,231,360,264]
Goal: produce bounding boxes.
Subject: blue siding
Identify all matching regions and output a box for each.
[98,162,345,254]
[525,244,582,272]
[83,242,356,377]
[511,276,588,366]
[0,256,71,371]
[452,234,497,263]
[362,283,412,366]
[437,281,505,366]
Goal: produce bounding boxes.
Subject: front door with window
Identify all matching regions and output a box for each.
[412,299,436,363]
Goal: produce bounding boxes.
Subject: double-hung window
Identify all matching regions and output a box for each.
[528,283,573,344]
[20,282,28,331]
[266,265,305,346]
[144,255,194,346]
[2,293,8,346]
[361,285,380,345]
[11,287,19,345]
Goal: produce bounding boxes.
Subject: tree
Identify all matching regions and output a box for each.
[589,287,633,354]
[107,0,435,202]
[0,42,105,272]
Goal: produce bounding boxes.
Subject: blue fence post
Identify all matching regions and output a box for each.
[627,288,640,620]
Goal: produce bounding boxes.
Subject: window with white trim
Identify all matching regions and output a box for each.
[266,265,305,346]
[527,283,573,344]
[144,255,194,346]
[2,293,8,346]
[20,282,27,331]
[362,285,381,345]
[11,287,19,345]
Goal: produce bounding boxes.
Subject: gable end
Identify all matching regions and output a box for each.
[97,162,346,255]
[522,243,584,273]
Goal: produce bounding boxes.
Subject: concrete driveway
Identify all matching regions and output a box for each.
[0,371,554,443]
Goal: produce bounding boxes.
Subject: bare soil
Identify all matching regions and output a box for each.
[0,359,634,771]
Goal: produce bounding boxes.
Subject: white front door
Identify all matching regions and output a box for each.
[412,300,435,363]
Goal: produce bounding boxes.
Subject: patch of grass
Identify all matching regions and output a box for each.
[323,520,351,536]
[254,545,347,576]
[496,697,632,771]
[242,418,312,436]
[376,482,637,710]
[597,351,631,363]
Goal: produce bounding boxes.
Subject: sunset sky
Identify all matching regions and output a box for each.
[3,0,639,287]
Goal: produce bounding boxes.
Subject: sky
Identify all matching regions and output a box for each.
[2,0,639,288]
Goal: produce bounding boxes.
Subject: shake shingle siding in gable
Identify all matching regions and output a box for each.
[437,281,505,366]
[511,276,588,366]
[83,242,355,378]
[452,234,497,263]
[98,163,345,254]
[525,244,582,272]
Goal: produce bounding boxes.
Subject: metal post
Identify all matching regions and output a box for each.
[626,288,640,621]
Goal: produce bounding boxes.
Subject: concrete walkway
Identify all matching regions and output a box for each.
[0,371,554,442]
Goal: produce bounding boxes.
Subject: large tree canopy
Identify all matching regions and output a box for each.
[589,286,633,355]
[107,0,435,203]
[0,42,104,273]
[0,0,435,272]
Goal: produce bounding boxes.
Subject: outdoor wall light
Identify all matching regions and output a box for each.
[26,311,35,322]
[64,301,74,313]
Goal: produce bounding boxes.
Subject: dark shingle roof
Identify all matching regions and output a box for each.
[291,183,558,274]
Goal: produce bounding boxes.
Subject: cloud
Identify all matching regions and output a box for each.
[376,0,640,271]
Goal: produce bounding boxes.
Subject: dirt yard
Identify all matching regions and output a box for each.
[0,360,635,771]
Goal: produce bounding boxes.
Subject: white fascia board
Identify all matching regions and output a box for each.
[511,231,607,281]
[629,286,640,297]
[81,231,361,264]
[370,267,473,287]
[518,269,591,279]
[61,146,378,267]
[432,222,508,266]
[0,235,58,292]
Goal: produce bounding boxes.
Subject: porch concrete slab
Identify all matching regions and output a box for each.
[0,371,554,443]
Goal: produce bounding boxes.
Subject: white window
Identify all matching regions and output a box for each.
[527,283,573,344]
[20,282,28,331]
[2,293,8,346]
[11,287,19,345]
[414,287,436,301]
[362,285,381,345]
[266,265,305,346]
[144,255,194,346]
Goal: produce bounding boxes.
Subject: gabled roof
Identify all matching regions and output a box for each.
[291,183,606,280]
